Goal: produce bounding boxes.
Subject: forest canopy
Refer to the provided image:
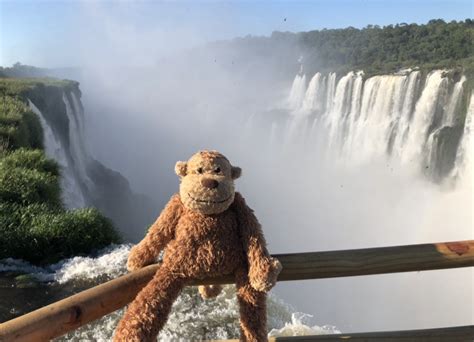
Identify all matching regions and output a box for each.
[273,19,473,75]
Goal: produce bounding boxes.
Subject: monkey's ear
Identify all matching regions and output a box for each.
[175,161,187,177]
[231,166,242,180]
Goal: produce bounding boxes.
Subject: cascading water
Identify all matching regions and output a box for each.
[29,90,117,209]
[444,75,466,126]
[301,73,323,113]
[402,71,447,167]
[70,91,87,138]
[288,74,307,110]
[390,71,421,159]
[282,69,469,180]
[28,99,86,208]
[62,93,94,191]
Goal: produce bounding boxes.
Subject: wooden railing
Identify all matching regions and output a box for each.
[0,240,473,342]
[210,325,474,341]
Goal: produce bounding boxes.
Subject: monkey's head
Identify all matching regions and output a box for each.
[175,150,241,215]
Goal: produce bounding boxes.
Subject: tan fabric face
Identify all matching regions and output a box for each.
[177,151,238,215]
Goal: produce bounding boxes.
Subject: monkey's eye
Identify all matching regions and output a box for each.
[214,167,221,174]
[197,167,203,174]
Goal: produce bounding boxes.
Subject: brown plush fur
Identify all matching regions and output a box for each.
[114,151,282,342]
[198,284,223,299]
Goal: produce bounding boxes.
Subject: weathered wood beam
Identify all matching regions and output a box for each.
[210,325,474,341]
[0,240,472,342]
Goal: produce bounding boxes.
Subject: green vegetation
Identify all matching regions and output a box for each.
[0,79,120,264]
[268,19,474,77]
[296,19,473,75]
[0,199,119,263]
[207,19,473,88]
[0,77,75,95]
[0,90,43,151]
[0,151,61,207]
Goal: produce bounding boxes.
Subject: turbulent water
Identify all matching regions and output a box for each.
[0,245,339,340]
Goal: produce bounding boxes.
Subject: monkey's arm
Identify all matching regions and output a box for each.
[233,192,282,292]
[127,194,183,271]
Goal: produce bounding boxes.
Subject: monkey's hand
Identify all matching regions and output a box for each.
[249,257,282,292]
[126,194,183,272]
[127,245,153,272]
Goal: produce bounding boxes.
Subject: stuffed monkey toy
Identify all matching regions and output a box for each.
[114,150,282,341]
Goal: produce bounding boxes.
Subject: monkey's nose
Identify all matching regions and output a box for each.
[201,178,219,189]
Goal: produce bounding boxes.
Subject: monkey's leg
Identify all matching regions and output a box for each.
[113,266,185,342]
[235,268,268,342]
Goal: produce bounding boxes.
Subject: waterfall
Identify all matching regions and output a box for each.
[444,75,466,126]
[288,74,307,110]
[281,69,469,180]
[62,93,93,190]
[452,91,473,180]
[402,71,447,165]
[390,71,421,158]
[29,90,157,240]
[28,89,97,208]
[325,72,337,113]
[28,100,86,208]
[301,73,324,114]
[69,91,88,146]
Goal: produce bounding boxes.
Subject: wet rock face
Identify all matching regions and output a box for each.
[427,125,464,181]
[86,159,156,242]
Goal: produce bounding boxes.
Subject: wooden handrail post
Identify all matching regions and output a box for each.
[0,240,473,341]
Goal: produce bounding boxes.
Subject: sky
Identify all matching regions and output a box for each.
[0,0,472,68]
